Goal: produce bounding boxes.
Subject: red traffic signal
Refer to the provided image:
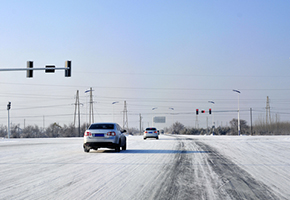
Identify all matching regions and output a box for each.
[209,109,212,114]
[196,109,199,115]
[201,110,205,113]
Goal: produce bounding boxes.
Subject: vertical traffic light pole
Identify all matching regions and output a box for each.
[208,101,215,135]
[195,109,199,129]
[7,102,11,139]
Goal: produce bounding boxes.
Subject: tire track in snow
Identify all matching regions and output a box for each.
[149,136,280,200]
[196,140,281,200]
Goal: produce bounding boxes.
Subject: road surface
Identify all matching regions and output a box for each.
[0,135,289,199]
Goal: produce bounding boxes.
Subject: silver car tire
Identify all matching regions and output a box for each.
[115,144,120,152]
[122,142,127,150]
[84,146,90,153]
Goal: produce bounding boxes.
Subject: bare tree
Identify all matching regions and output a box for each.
[230,118,249,135]
[170,121,185,134]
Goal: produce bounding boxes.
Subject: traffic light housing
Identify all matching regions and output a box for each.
[45,65,55,73]
[27,61,33,78]
[7,102,11,110]
[196,109,199,115]
[201,110,205,113]
[65,60,71,77]
[209,108,212,114]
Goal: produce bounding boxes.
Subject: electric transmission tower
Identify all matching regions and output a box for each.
[89,87,94,124]
[266,96,271,125]
[74,90,81,136]
[85,87,94,125]
[123,101,128,130]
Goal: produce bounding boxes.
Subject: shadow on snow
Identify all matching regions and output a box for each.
[91,149,211,154]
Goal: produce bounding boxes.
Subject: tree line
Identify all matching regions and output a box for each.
[0,123,89,138]
[166,118,290,135]
[1,118,290,138]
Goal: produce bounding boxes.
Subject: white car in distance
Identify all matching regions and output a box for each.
[143,127,159,140]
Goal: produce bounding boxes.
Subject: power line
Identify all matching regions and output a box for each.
[2,81,290,91]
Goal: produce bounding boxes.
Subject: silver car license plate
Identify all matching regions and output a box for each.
[93,134,104,137]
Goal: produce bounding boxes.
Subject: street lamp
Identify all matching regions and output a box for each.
[168,107,174,128]
[112,101,119,122]
[208,101,215,135]
[233,90,241,136]
[152,107,158,126]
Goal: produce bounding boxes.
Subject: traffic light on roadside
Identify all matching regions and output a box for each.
[201,110,205,113]
[7,102,11,110]
[209,108,212,114]
[27,61,33,78]
[196,109,199,115]
[65,60,71,77]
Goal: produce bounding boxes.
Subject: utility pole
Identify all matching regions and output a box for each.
[206,116,209,134]
[139,113,142,135]
[43,116,45,131]
[266,96,271,125]
[123,101,128,131]
[250,108,253,135]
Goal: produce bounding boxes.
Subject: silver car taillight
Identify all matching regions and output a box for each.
[84,131,92,136]
[106,132,116,136]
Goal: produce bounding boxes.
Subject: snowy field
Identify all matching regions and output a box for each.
[0,135,289,200]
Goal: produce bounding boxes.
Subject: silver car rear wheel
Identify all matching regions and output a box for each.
[84,146,90,153]
[122,142,127,150]
[115,144,120,152]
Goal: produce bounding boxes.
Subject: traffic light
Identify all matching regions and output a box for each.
[201,110,205,113]
[196,109,199,115]
[45,65,55,73]
[65,60,71,77]
[7,102,11,110]
[209,108,212,114]
[27,61,33,78]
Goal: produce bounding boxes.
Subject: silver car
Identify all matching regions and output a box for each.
[143,127,159,140]
[83,122,127,152]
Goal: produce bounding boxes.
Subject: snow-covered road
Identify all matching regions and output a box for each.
[0,135,289,199]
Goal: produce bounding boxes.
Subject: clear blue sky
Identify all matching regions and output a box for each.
[1,0,290,130]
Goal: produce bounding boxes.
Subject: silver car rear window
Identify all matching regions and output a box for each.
[89,124,115,130]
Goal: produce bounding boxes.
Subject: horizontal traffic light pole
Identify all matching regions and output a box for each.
[0,67,68,71]
[0,60,71,78]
